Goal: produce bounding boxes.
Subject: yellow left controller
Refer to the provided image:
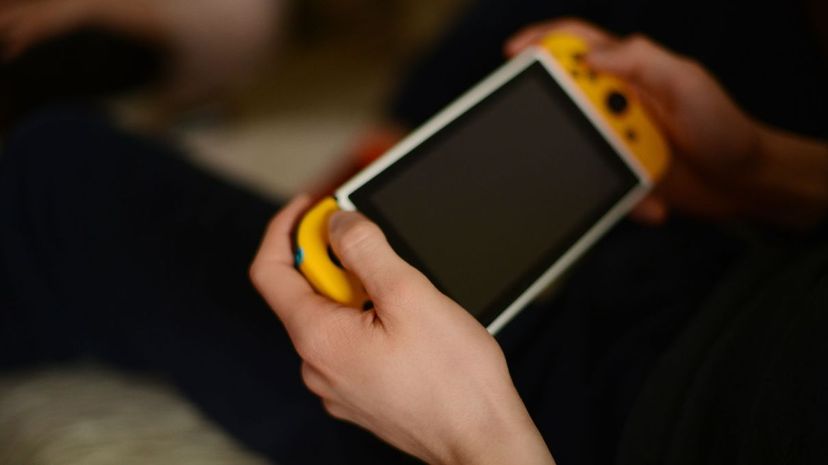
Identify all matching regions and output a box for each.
[294,197,371,309]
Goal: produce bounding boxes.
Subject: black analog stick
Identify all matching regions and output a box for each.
[606,91,629,115]
[327,244,343,269]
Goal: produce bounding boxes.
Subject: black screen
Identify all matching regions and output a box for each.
[351,62,638,326]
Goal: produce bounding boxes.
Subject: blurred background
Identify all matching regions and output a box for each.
[0,0,826,463]
[175,0,468,199]
[0,1,467,463]
[0,0,469,197]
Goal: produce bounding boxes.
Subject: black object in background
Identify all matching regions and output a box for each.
[0,27,167,131]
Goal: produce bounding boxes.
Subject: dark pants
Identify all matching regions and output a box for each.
[0,107,740,465]
[3,0,822,463]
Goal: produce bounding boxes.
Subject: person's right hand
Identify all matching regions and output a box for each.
[506,20,764,225]
[251,197,555,465]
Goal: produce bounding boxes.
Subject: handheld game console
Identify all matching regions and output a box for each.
[294,32,670,332]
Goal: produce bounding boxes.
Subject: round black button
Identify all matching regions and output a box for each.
[606,91,629,115]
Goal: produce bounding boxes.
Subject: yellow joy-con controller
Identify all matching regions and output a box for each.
[540,33,670,180]
[294,197,371,309]
[295,33,670,308]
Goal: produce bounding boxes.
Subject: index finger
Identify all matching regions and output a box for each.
[505,18,618,57]
[250,195,347,338]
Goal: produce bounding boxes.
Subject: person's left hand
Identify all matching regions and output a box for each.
[250,196,555,465]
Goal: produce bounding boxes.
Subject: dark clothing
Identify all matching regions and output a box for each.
[0,108,408,464]
[2,0,826,464]
[0,106,796,465]
[390,0,828,139]
[3,107,825,465]
[0,28,165,131]
[619,241,828,465]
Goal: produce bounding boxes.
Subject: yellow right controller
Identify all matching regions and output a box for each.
[540,33,670,181]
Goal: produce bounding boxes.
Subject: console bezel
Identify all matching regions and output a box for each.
[332,47,654,334]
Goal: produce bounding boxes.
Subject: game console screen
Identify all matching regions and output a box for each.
[350,62,639,326]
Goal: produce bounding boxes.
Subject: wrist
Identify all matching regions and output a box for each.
[735,124,828,229]
[440,388,555,465]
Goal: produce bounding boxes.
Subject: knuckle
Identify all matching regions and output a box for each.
[626,33,653,50]
[300,363,325,395]
[374,270,425,307]
[322,400,348,421]
[623,34,660,61]
[293,303,358,364]
[673,59,708,94]
[681,57,707,78]
[292,329,324,363]
[550,17,581,29]
[295,340,323,366]
[248,260,265,287]
[293,324,336,366]
[556,17,597,34]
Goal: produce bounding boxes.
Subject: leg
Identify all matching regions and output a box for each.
[497,218,744,465]
[0,106,413,464]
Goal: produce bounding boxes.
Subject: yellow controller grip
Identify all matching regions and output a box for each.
[540,33,670,181]
[294,197,371,309]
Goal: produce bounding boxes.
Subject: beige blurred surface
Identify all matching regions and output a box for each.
[0,367,269,465]
[177,0,468,200]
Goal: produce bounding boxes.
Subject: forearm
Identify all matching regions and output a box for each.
[441,392,556,465]
[738,125,828,229]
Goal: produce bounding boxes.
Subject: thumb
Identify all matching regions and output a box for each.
[328,211,435,314]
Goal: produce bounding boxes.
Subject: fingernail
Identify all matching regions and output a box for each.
[328,210,347,231]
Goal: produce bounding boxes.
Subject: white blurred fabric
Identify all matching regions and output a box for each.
[0,367,270,465]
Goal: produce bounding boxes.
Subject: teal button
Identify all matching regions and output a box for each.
[294,247,304,268]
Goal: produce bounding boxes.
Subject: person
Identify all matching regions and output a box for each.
[250,20,828,464]
[0,0,280,127]
[1,6,826,465]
